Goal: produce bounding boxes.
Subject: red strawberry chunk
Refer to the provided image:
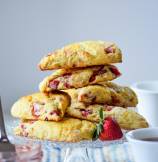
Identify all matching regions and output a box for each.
[49,80,60,89]
[99,117,123,141]
[89,75,96,82]
[45,117,48,121]
[97,69,107,75]
[80,109,93,117]
[62,73,71,78]
[109,65,121,77]
[89,66,107,82]
[64,82,72,89]
[31,103,41,118]
[50,110,60,116]
[104,46,115,54]
[20,124,25,129]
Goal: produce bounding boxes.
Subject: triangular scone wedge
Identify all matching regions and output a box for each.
[77,82,138,107]
[39,65,121,91]
[66,105,148,130]
[39,41,122,70]
[11,92,70,121]
[14,118,96,142]
[105,107,148,130]
[63,83,138,107]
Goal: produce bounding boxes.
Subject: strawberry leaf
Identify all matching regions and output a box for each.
[97,125,100,135]
[98,123,103,131]
[92,108,104,140]
[92,129,98,140]
[99,108,104,121]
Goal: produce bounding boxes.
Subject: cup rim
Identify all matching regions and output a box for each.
[131,80,158,94]
[126,127,158,144]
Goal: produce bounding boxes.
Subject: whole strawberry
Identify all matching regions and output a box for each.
[99,117,123,141]
[93,108,123,141]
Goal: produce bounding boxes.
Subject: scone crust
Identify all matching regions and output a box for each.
[105,107,149,130]
[39,41,122,70]
[11,92,70,121]
[39,65,120,91]
[14,118,96,142]
[63,83,138,108]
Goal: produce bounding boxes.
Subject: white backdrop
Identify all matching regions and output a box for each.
[0,0,158,115]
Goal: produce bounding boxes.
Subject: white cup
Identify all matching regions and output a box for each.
[132,80,158,127]
[126,128,158,162]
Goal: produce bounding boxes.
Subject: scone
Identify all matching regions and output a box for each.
[105,107,148,130]
[66,106,148,130]
[64,83,138,107]
[39,65,121,91]
[14,118,96,142]
[78,82,138,107]
[11,92,70,121]
[39,41,122,70]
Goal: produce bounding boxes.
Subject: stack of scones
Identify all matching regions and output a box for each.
[11,41,148,142]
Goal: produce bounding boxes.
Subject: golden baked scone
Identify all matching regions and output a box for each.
[11,92,70,121]
[63,83,138,107]
[39,41,122,70]
[14,118,96,142]
[39,65,121,91]
[66,106,148,130]
[78,82,138,107]
[105,107,148,130]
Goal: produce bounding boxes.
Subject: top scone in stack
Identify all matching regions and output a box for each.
[11,41,148,142]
